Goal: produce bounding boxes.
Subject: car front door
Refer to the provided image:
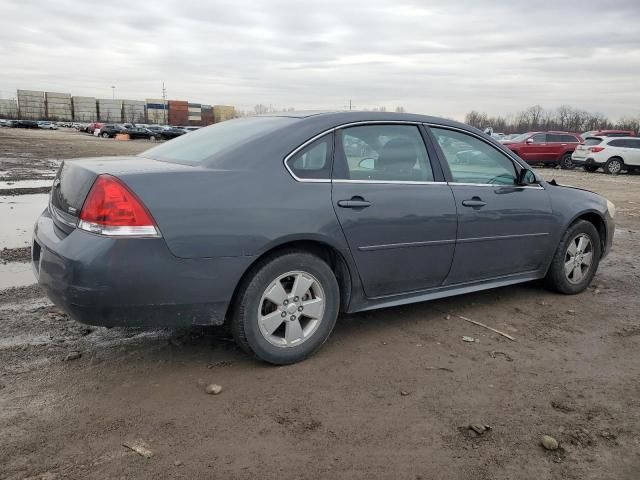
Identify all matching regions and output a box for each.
[428,126,555,285]
[331,123,457,298]
[623,139,640,166]
[519,133,549,162]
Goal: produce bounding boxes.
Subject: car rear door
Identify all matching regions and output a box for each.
[331,123,457,298]
[428,125,555,284]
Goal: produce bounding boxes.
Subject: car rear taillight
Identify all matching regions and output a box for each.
[78,174,160,236]
[589,146,605,153]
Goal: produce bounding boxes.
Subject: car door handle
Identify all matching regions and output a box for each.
[337,197,371,208]
[462,198,487,208]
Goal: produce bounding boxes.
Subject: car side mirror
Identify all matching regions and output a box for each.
[518,169,537,186]
[526,138,534,144]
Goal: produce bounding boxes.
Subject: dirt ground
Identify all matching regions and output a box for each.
[1,128,639,480]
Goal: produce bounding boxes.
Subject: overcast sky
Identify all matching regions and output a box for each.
[1,0,639,120]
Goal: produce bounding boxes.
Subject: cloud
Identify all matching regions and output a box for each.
[0,0,638,119]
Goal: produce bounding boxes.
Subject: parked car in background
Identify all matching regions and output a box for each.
[33,111,615,364]
[180,126,201,132]
[98,124,125,138]
[15,120,40,129]
[37,121,58,130]
[159,127,187,140]
[581,129,635,139]
[572,136,640,174]
[123,126,155,140]
[502,131,582,169]
[0,119,9,127]
[87,122,104,135]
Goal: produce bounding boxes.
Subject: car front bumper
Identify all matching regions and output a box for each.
[32,208,255,328]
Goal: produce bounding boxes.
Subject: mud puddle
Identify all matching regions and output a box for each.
[0,194,48,248]
[0,262,35,290]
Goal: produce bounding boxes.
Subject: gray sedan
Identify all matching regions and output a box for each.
[33,112,615,364]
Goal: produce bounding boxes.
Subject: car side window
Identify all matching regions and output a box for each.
[333,125,434,182]
[608,139,625,148]
[531,133,547,143]
[628,140,640,149]
[561,135,579,143]
[286,134,333,180]
[431,127,518,186]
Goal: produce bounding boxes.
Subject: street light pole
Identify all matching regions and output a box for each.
[111,86,115,100]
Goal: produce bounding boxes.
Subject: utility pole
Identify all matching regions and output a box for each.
[349,99,352,111]
[111,86,115,99]
[161,82,167,124]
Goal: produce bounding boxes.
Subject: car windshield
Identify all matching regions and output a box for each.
[509,133,532,143]
[140,116,297,165]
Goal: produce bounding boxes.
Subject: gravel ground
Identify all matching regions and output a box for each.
[0,128,639,480]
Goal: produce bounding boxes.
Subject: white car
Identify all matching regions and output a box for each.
[572,136,640,174]
[37,121,58,130]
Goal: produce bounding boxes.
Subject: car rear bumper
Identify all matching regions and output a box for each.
[32,208,255,328]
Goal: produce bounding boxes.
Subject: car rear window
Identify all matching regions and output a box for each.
[140,116,297,165]
[584,137,603,146]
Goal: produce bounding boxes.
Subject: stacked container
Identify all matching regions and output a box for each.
[168,100,189,126]
[45,92,73,121]
[188,103,202,126]
[122,100,146,124]
[201,104,214,126]
[146,99,168,125]
[72,96,98,122]
[17,90,46,119]
[213,105,236,123]
[97,99,123,123]
[0,99,18,118]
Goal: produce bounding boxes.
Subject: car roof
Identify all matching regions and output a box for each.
[255,110,481,134]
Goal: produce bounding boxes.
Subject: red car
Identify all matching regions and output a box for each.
[502,131,583,169]
[86,122,104,135]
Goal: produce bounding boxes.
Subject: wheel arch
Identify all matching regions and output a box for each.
[567,210,607,257]
[225,237,357,323]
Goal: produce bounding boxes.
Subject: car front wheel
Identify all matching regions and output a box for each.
[545,220,601,294]
[101,132,109,138]
[231,251,340,364]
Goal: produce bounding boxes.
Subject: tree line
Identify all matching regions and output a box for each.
[465,105,640,134]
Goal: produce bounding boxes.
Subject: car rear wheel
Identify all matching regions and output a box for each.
[604,157,623,175]
[101,132,109,138]
[560,153,575,170]
[544,220,601,294]
[150,135,157,141]
[584,165,598,172]
[230,251,340,364]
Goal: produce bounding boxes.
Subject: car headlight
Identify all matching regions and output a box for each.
[606,199,616,218]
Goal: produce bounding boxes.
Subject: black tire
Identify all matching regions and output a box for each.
[545,220,601,294]
[101,132,109,138]
[584,165,598,172]
[150,135,157,141]
[560,153,575,170]
[230,250,340,364]
[604,157,623,175]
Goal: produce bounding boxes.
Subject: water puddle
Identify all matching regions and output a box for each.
[0,194,48,249]
[0,179,53,189]
[0,261,36,290]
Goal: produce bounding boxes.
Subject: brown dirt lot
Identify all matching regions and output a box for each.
[1,128,639,479]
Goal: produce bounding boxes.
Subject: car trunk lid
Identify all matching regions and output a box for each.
[49,156,197,233]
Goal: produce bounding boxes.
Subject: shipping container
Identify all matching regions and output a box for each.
[168,100,189,126]
[213,105,236,123]
[0,99,18,118]
[122,100,146,123]
[146,98,168,125]
[97,99,123,122]
[17,89,46,119]
[45,92,73,121]
[201,104,214,126]
[72,96,98,122]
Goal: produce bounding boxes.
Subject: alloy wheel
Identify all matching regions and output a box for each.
[564,233,593,284]
[607,159,622,174]
[257,271,325,348]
